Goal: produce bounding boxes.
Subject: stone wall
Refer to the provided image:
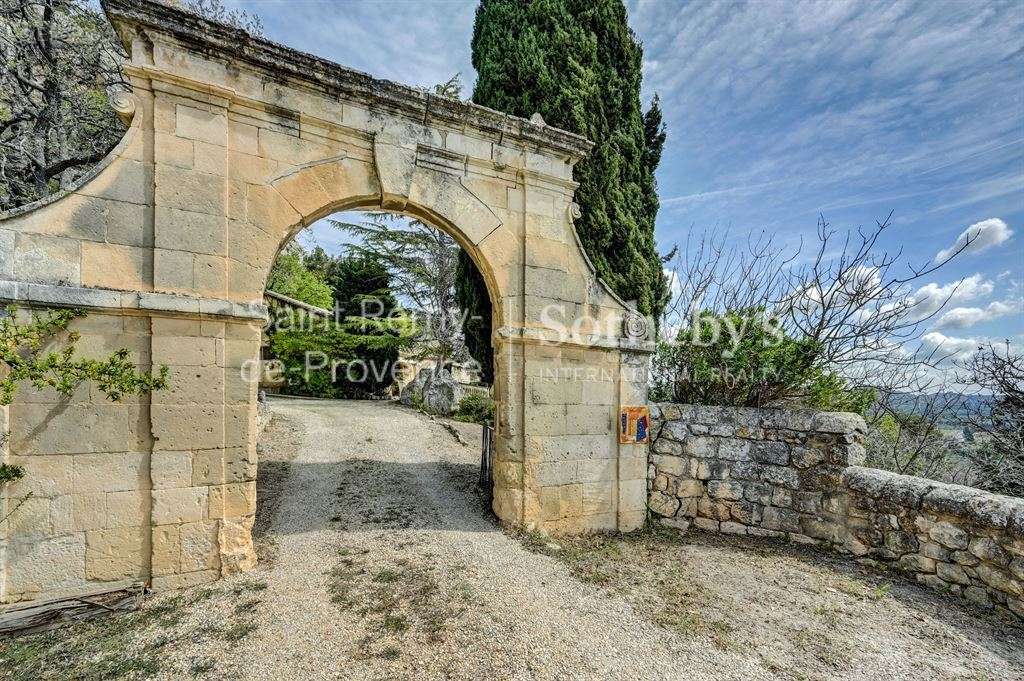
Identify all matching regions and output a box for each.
[0,309,262,604]
[648,403,1024,620]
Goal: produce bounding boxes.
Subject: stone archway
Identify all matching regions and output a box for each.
[0,0,652,603]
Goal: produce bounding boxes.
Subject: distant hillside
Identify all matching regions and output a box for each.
[884,392,995,426]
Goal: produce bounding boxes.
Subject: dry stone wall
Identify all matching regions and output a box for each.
[648,403,1024,620]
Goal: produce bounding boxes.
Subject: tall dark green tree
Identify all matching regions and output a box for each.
[456,0,668,381]
[269,253,412,398]
[455,252,493,384]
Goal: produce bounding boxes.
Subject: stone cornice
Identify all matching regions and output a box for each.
[495,326,656,354]
[101,0,594,162]
[0,280,268,322]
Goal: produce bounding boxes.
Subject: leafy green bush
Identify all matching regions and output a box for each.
[651,309,871,413]
[266,245,334,309]
[454,391,495,424]
[266,251,413,399]
[269,316,416,399]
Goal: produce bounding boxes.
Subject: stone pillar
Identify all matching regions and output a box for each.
[146,82,256,588]
[491,336,525,526]
[616,349,651,531]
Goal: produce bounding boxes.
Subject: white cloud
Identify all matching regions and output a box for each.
[934,218,1013,263]
[920,331,982,361]
[934,299,1021,329]
[909,273,993,319]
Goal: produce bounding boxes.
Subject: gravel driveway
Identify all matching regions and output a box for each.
[227,397,731,680]
[4,397,1019,680]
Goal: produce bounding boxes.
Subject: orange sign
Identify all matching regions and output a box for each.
[619,406,651,444]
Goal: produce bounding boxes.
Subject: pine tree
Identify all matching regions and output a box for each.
[457,0,667,380]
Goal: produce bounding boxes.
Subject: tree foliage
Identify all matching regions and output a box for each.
[656,213,977,407]
[956,341,1024,496]
[0,0,126,210]
[453,390,495,425]
[651,309,873,412]
[457,0,668,379]
[268,251,413,399]
[182,0,264,36]
[266,244,335,310]
[455,250,493,384]
[333,215,466,367]
[0,0,263,211]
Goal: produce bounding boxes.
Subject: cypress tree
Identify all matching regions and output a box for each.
[456,0,667,380]
[455,251,494,384]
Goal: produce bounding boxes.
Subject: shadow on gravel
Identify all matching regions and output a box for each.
[260,459,498,536]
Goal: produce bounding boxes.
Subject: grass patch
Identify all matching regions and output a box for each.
[514,524,745,648]
[379,645,401,660]
[233,597,261,616]
[189,657,217,677]
[326,546,472,655]
[373,568,402,584]
[232,578,268,595]
[0,594,189,680]
[382,613,408,633]
[220,618,259,643]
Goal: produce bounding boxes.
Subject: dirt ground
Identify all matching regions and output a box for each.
[1,397,1021,680]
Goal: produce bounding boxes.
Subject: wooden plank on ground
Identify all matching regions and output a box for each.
[0,581,145,638]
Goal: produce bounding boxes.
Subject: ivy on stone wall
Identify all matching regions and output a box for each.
[0,305,168,526]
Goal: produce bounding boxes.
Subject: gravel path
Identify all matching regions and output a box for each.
[5,397,1017,680]
[226,397,753,680]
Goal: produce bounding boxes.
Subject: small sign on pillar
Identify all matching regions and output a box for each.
[619,406,650,444]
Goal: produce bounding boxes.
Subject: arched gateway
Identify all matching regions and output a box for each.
[0,0,652,602]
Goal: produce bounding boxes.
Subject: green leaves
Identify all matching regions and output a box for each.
[266,245,334,309]
[653,309,871,412]
[454,391,495,425]
[0,306,168,406]
[268,252,415,399]
[0,463,25,486]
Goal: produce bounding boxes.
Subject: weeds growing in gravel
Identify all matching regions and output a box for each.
[326,545,474,660]
[189,657,217,677]
[515,525,742,651]
[220,619,259,643]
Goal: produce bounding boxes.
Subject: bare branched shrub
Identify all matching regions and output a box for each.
[0,0,127,210]
[1,0,265,211]
[656,213,1015,486]
[955,341,1024,496]
[659,212,973,403]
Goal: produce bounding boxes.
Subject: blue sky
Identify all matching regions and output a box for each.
[228,0,1023,352]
